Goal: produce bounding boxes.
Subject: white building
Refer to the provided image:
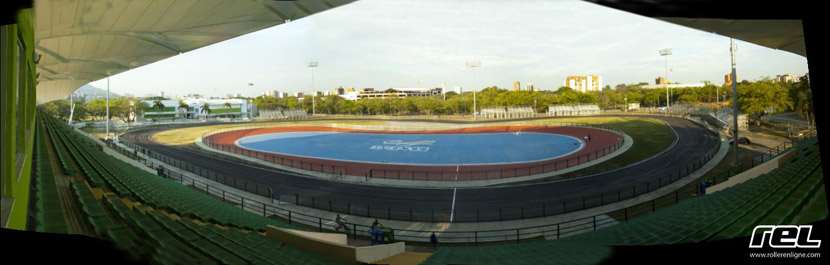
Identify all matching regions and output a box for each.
[337,87,442,101]
[180,97,251,119]
[140,99,180,120]
[263,89,280,98]
[564,75,603,93]
[776,74,798,83]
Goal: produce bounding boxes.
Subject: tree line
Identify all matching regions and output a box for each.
[252,76,811,120]
[40,76,811,123]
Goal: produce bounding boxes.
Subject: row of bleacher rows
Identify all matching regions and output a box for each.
[423,139,825,265]
[42,114,287,230]
[39,113,338,265]
[71,181,334,265]
[256,109,309,120]
[479,107,536,119]
[31,120,68,233]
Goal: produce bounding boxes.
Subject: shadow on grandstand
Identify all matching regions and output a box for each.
[1,228,146,264]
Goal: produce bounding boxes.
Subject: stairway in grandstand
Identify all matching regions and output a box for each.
[423,139,826,265]
[33,113,341,265]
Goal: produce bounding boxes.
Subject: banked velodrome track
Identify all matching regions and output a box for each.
[123,115,719,222]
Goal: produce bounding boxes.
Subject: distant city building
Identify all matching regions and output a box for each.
[512,81,521,91]
[339,87,443,101]
[526,82,535,92]
[776,74,798,83]
[655,76,669,85]
[295,92,304,98]
[263,89,279,98]
[724,72,735,86]
[564,75,603,93]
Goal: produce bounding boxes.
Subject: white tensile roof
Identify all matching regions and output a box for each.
[35,0,354,103]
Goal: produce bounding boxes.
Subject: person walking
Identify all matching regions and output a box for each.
[430,232,439,249]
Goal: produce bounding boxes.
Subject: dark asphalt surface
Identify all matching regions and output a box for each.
[125,115,719,222]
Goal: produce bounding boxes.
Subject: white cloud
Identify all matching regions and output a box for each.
[91,0,808,97]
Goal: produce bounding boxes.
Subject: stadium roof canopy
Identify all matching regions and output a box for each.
[586,0,806,57]
[34,0,354,103]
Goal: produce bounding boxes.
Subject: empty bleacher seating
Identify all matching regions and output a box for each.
[39,112,339,265]
[422,140,825,265]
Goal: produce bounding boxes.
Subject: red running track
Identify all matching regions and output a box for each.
[202,125,623,181]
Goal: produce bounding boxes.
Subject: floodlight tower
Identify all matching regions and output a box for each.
[466,60,481,120]
[308,61,318,115]
[105,76,111,140]
[659,48,672,113]
[730,39,739,165]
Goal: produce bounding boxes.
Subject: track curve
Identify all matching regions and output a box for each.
[124,115,719,222]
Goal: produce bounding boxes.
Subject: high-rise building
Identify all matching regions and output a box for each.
[526,82,535,92]
[564,75,602,93]
[513,81,522,91]
[724,72,735,86]
[655,76,669,85]
[263,89,279,98]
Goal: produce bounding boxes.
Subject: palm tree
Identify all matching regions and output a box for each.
[202,102,211,119]
[152,100,165,111]
[179,101,191,119]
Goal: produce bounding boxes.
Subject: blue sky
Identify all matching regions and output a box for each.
[88,0,809,98]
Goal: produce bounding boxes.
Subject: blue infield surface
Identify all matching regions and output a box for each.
[236,131,584,166]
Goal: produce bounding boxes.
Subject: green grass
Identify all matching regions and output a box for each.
[143,113,177,118]
[209,108,242,114]
[144,106,177,113]
[525,117,676,177]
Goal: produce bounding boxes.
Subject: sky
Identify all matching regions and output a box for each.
[88,0,809,98]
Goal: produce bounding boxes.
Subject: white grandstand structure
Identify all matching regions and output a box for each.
[257,109,309,120]
[479,106,536,120]
[547,104,601,117]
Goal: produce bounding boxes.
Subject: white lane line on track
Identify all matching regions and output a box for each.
[450,188,457,223]
[449,164,459,222]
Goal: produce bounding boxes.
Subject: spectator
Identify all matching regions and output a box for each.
[430,232,438,249]
[334,214,349,233]
[370,226,384,245]
[369,219,382,245]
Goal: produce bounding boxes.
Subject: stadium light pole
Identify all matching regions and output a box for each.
[730,39,739,165]
[466,60,481,120]
[105,76,110,140]
[68,91,75,125]
[308,61,318,116]
[659,48,672,113]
